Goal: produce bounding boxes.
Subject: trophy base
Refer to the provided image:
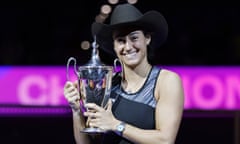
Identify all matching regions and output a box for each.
[80,127,106,134]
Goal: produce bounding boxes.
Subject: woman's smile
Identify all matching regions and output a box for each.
[123,51,138,59]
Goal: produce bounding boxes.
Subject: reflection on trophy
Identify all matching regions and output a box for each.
[66,36,113,133]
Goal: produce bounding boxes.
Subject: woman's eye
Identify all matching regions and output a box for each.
[130,36,138,41]
[116,38,125,43]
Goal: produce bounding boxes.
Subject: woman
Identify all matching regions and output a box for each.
[64,3,184,144]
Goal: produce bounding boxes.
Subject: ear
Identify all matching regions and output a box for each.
[145,34,151,45]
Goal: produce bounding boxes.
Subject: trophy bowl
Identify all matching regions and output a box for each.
[78,65,113,133]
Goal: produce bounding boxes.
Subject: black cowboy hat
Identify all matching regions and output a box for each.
[92,3,168,57]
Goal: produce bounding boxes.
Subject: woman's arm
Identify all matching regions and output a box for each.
[118,70,184,144]
[72,110,92,144]
[64,81,92,144]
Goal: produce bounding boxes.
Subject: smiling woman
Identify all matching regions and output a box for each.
[0,1,240,144]
[64,3,184,144]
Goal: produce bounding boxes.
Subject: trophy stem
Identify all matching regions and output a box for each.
[82,35,104,68]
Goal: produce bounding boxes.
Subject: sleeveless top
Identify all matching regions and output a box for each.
[100,66,161,144]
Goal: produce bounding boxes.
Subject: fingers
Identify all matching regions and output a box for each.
[85,103,103,112]
[84,110,100,118]
[64,88,79,102]
[63,81,80,110]
[106,99,112,112]
[87,118,99,128]
[73,80,78,88]
[64,81,79,98]
[84,100,112,115]
[64,81,73,95]
[68,94,80,102]
[83,101,115,131]
[86,118,90,127]
[83,103,103,118]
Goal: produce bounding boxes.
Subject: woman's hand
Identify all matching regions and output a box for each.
[63,80,81,112]
[84,100,119,132]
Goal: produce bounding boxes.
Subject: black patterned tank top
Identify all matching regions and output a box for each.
[101,66,161,144]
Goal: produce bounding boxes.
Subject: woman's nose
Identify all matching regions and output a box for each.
[125,39,132,51]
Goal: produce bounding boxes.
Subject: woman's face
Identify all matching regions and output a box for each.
[113,30,151,67]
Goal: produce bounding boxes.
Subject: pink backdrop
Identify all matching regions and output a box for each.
[0,66,240,110]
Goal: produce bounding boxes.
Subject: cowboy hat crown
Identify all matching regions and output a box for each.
[110,3,143,25]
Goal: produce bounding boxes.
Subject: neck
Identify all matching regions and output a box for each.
[123,63,152,80]
[121,62,152,92]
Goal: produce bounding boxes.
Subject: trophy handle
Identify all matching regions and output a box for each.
[66,57,78,81]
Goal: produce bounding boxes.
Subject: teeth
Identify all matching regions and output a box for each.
[125,52,136,58]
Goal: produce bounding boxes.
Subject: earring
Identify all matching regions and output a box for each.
[112,58,124,86]
[114,58,122,72]
[114,58,123,77]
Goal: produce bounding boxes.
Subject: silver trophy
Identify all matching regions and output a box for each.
[66,36,113,133]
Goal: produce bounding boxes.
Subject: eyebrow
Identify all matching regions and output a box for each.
[128,31,140,36]
[114,31,140,39]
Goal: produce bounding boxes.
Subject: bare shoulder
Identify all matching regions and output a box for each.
[155,68,184,100]
[159,69,182,83]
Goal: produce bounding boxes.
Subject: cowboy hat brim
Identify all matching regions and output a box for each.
[92,10,168,57]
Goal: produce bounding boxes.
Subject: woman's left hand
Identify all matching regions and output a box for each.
[84,100,118,131]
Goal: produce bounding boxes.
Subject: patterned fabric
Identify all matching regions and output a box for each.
[101,66,161,144]
[113,66,160,107]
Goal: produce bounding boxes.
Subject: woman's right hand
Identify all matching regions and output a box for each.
[64,81,80,112]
